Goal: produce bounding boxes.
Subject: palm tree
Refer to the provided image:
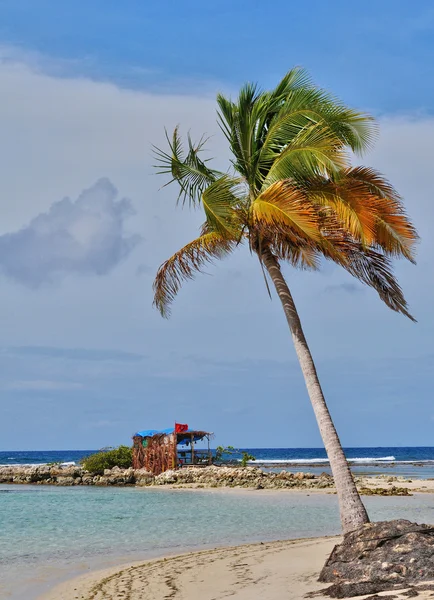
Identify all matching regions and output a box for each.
[152,69,418,534]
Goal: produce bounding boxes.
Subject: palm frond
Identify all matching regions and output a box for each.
[270,67,313,98]
[269,234,321,270]
[153,127,221,206]
[251,180,321,242]
[341,167,418,261]
[344,244,416,321]
[217,85,266,187]
[305,168,418,259]
[201,176,244,237]
[153,232,235,317]
[258,89,375,173]
[261,122,349,188]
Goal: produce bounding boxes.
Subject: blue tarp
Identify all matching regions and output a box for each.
[135,427,175,437]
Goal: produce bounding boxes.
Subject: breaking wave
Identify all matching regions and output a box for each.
[250,456,397,464]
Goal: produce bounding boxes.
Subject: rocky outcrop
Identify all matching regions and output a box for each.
[0,466,425,494]
[0,464,335,489]
[359,486,411,496]
[318,520,434,597]
[150,466,334,489]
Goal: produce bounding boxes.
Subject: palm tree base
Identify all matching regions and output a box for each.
[317,519,434,598]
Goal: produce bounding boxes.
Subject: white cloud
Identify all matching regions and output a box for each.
[0,54,432,365]
[0,178,140,287]
[0,53,434,448]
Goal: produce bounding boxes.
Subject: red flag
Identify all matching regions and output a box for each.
[175,422,188,433]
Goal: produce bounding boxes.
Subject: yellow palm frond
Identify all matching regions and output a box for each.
[153,232,235,317]
[305,167,418,259]
[251,180,321,243]
[344,167,418,262]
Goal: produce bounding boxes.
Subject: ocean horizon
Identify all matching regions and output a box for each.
[2,447,434,479]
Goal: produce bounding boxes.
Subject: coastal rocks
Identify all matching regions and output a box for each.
[0,465,423,494]
[318,520,434,597]
[147,466,332,490]
[359,486,411,496]
[0,464,336,489]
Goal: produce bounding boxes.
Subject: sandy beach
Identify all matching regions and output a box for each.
[39,536,434,600]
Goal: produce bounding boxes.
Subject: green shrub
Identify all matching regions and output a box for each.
[240,451,256,467]
[80,445,133,474]
[214,446,256,466]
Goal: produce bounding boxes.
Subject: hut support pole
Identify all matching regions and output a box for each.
[191,433,195,465]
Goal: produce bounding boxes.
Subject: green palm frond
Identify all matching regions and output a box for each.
[153,231,235,317]
[201,176,244,237]
[258,88,375,170]
[261,122,349,188]
[153,127,221,206]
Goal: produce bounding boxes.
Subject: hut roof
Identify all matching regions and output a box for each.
[135,427,212,444]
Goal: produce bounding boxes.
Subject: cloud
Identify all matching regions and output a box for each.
[0,53,433,449]
[0,178,140,287]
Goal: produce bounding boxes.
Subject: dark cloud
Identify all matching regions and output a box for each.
[0,178,140,287]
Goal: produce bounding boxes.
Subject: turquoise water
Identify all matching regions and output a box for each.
[1,485,434,600]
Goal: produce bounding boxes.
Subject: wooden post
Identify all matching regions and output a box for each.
[207,435,211,464]
[191,432,195,465]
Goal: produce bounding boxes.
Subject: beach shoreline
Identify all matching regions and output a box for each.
[38,535,434,600]
[38,536,340,600]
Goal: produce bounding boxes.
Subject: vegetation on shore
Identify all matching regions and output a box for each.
[80,446,133,474]
[214,445,256,467]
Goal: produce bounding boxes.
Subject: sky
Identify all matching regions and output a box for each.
[0,1,433,450]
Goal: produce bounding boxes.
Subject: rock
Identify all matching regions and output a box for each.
[0,465,333,489]
[364,595,399,600]
[359,486,411,496]
[319,520,434,597]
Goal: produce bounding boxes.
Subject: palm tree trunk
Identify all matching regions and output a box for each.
[262,249,369,534]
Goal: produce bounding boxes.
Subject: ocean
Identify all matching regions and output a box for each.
[1,485,434,600]
[2,446,434,478]
[1,447,434,599]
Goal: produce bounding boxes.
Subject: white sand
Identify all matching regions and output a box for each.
[39,536,434,600]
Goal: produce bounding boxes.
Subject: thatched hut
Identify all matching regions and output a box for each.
[132,423,213,475]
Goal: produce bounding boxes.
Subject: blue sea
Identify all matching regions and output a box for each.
[2,446,434,477]
[1,448,433,600]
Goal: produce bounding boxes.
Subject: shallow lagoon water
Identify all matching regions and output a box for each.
[1,484,433,600]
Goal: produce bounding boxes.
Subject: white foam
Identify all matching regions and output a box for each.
[249,456,397,464]
[0,461,77,467]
